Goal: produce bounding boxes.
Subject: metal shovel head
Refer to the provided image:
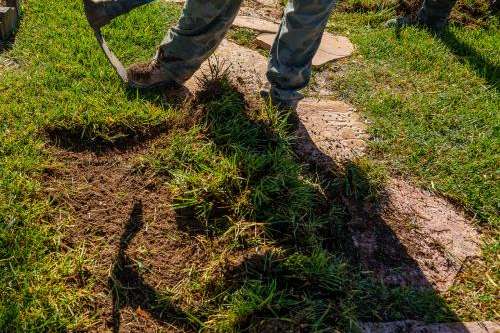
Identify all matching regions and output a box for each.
[83,0,156,84]
[93,28,129,83]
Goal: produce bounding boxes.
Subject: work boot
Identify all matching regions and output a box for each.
[83,0,153,29]
[127,59,177,89]
[384,16,417,29]
[259,83,302,111]
[384,15,448,32]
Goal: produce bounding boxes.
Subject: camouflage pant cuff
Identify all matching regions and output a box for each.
[272,87,303,102]
[270,87,304,108]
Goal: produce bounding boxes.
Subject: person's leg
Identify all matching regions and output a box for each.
[84,0,155,29]
[265,0,337,108]
[155,0,243,83]
[417,0,457,30]
[127,0,242,88]
[384,0,456,31]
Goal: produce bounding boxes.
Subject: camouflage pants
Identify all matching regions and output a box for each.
[157,0,338,103]
[418,0,457,29]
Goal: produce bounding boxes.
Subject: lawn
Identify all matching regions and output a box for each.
[0,0,498,331]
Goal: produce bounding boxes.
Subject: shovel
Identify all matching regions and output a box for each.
[83,0,155,83]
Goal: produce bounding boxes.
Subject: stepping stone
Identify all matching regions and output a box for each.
[239,5,283,22]
[0,6,16,40]
[256,32,355,67]
[186,39,268,97]
[347,178,481,292]
[232,15,280,33]
[295,99,369,162]
[361,321,500,333]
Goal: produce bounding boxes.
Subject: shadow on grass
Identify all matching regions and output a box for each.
[395,25,499,91]
[109,201,199,333]
[99,75,463,330]
[160,78,462,330]
[437,28,499,91]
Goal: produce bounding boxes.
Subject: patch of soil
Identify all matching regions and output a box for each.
[360,320,500,332]
[450,0,496,26]
[398,0,495,27]
[44,142,212,332]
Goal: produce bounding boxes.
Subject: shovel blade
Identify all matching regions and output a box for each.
[84,0,156,84]
[94,29,129,83]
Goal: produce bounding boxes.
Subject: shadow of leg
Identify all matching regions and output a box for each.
[437,28,499,91]
[109,201,198,332]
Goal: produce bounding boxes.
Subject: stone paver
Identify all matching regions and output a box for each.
[185,39,268,97]
[239,4,283,21]
[347,178,481,292]
[232,15,280,33]
[256,32,355,66]
[361,321,500,333]
[295,99,369,162]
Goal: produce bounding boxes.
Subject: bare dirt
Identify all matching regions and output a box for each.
[361,320,500,333]
[399,0,495,27]
[44,142,208,332]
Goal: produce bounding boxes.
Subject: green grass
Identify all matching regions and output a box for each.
[146,78,459,331]
[0,0,498,331]
[0,0,182,330]
[326,12,499,226]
